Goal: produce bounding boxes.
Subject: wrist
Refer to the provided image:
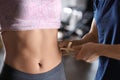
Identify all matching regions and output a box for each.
[93,43,104,56]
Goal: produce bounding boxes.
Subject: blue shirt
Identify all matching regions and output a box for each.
[94,0,120,80]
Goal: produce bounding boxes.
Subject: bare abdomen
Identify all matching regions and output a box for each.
[2,29,62,74]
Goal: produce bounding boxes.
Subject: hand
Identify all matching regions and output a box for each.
[58,40,75,56]
[73,42,99,62]
[58,40,70,49]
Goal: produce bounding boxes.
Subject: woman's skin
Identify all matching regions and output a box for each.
[2,29,62,74]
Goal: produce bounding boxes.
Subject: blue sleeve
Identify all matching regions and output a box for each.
[93,0,97,18]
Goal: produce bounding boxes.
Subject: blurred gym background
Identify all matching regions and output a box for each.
[59,0,98,80]
[0,0,98,80]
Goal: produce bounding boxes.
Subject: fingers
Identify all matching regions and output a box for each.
[59,40,98,63]
[72,45,82,60]
[73,43,98,62]
[75,50,99,63]
[60,41,73,51]
[58,40,69,48]
[85,55,99,63]
[58,40,72,56]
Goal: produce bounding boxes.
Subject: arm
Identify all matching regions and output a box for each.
[58,19,99,57]
[72,19,99,61]
[73,19,120,61]
[72,18,98,46]
[74,42,120,62]
[58,19,98,48]
[94,44,120,60]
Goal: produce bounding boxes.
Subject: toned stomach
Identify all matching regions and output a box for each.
[1,29,61,74]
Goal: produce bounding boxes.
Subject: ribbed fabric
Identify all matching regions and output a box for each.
[0,0,61,31]
[0,62,66,80]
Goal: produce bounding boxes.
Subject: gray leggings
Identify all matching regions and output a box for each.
[0,62,66,80]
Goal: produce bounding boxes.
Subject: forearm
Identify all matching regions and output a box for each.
[95,44,120,60]
[71,32,98,46]
[72,19,98,46]
[81,32,98,43]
